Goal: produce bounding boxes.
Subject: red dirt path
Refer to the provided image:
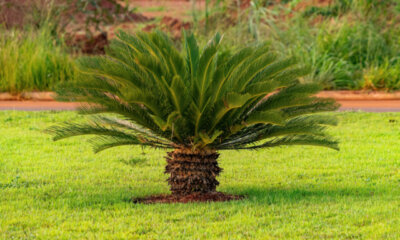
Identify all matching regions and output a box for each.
[0,101,79,111]
[1,100,400,112]
[339,100,400,112]
[128,0,204,20]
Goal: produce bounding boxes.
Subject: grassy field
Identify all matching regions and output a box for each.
[0,111,400,239]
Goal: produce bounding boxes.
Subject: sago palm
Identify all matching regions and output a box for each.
[48,30,339,199]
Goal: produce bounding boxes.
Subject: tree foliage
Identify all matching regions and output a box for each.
[48,30,339,152]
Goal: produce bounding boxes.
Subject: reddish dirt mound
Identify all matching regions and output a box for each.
[132,192,244,204]
[292,0,333,11]
[66,32,109,54]
[62,0,151,27]
[143,16,191,39]
[0,0,38,28]
[62,0,151,54]
[0,0,151,54]
[237,0,333,10]
[0,0,145,28]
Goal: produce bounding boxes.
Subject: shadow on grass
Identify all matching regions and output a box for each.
[48,188,160,209]
[229,185,379,205]
[119,157,148,167]
[51,184,383,209]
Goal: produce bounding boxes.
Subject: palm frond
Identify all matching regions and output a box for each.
[50,30,339,152]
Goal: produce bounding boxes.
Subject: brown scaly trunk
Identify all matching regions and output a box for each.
[165,148,222,196]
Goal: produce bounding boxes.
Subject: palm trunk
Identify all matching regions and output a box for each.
[165,148,222,196]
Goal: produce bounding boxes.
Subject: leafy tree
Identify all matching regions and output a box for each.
[48,31,339,197]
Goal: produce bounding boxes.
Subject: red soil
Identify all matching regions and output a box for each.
[128,0,203,20]
[292,0,333,11]
[0,101,80,111]
[2,100,398,111]
[142,16,191,39]
[1,91,400,111]
[132,192,244,204]
[339,100,400,109]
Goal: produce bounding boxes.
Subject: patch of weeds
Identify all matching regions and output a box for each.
[40,188,66,201]
[29,126,40,131]
[0,175,22,189]
[119,157,148,167]
[4,117,13,122]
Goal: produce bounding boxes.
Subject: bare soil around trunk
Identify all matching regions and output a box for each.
[131,192,244,204]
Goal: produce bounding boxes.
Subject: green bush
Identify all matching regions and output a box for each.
[266,20,400,90]
[312,22,399,89]
[197,0,400,91]
[0,27,75,93]
[317,23,390,67]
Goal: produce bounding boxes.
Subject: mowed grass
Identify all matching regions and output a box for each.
[0,111,400,239]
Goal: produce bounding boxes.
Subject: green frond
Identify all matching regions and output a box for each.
[244,134,339,150]
[196,32,222,108]
[50,30,339,153]
[255,83,322,112]
[89,136,171,153]
[184,31,200,84]
[91,138,145,153]
[47,121,139,142]
[93,116,172,145]
[244,110,285,126]
[282,98,340,118]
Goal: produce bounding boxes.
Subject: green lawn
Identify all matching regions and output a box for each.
[0,111,400,239]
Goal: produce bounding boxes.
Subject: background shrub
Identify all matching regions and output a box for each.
[2,0,400,92]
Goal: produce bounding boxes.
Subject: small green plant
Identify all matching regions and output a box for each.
[0,174,20,189]
[48,31,339,199]
[190,0,199,28]
[205,0,210,33]
[248,0,267,41]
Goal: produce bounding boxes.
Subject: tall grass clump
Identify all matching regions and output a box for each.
[0,26,75,93]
